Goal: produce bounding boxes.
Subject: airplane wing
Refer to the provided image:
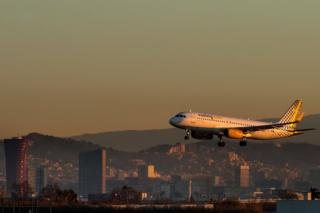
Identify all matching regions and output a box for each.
[235,121,298,132]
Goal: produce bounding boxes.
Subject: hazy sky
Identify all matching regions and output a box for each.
[0,1,319,138]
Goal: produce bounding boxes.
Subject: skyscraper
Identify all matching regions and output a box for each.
[0,175,6,197]
[28,167,36,195]
[36,166,48,194]
[4,137,29,197]
[147,165,156,178]
[79,148,106,197]
[188,179,192,202]
[237,164,250,188]
[138,164,159,178]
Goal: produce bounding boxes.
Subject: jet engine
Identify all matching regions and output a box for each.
[226,129,250,139]
[191,131,213,140]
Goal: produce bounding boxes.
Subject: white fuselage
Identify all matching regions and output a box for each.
[169,112,294,140]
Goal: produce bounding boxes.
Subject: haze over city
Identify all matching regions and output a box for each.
[0,1,320,138]
[1,2,320,213]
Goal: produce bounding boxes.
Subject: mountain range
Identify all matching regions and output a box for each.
[0,128,320,191]
[1,132,320,186]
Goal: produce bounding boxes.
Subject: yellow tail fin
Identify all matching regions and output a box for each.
[279,100,303,129]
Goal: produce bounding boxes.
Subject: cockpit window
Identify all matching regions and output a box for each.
[175,114,186,118]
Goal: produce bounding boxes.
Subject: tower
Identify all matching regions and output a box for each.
[4,137,29,197]
[36,166,48,194]
[79,148,107,197]
[238,164,250,188]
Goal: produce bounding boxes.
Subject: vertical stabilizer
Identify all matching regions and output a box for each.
[278,100,303,129]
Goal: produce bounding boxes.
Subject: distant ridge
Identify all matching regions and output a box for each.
[26,132,101,162]
[73,128,196,152]
[73,114,320,152]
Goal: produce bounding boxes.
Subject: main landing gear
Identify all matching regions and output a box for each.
[239,138,247,147]
[218,134,226,147]
[184,130,190,140]
[216,135,247,147]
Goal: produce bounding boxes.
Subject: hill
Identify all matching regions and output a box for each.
[73,128,196,152]
[16,133,320,175]
[26,133,101,162]
[1,132,320,191]
[73,114,320,151]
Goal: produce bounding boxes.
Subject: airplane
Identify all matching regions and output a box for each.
[169,100,314,147]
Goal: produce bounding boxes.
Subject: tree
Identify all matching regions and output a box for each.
[10,181,32,198]
[277,190,299,200]
[39,184,77,205]
[111,186,140,204]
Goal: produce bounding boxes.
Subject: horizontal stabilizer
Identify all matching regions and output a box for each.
[296,128,315,131]
[287,128,316,132]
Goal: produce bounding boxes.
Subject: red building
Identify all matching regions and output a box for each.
[4,137,29,197]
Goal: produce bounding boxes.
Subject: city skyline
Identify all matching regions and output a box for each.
[1,130,320,203]
[0,1,320,138]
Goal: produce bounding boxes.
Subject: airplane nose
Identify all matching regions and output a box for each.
[169,117,175,126]
[169,117,182,127]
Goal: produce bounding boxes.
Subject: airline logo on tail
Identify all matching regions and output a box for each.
[278,100,304,130]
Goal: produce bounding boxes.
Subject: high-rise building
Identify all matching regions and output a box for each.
[147,165,156,178]
[188,179,192,201]
[28,167,36,195]
[79,148,106,197]
[0,175,6,197]
[236,164,250,188]
[36,166,48,193]
[138,164,159,178]
[4,137,29,197]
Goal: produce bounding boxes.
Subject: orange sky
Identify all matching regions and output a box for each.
[0,1,319,138]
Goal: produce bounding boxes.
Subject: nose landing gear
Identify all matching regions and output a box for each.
[184,130,190,140]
